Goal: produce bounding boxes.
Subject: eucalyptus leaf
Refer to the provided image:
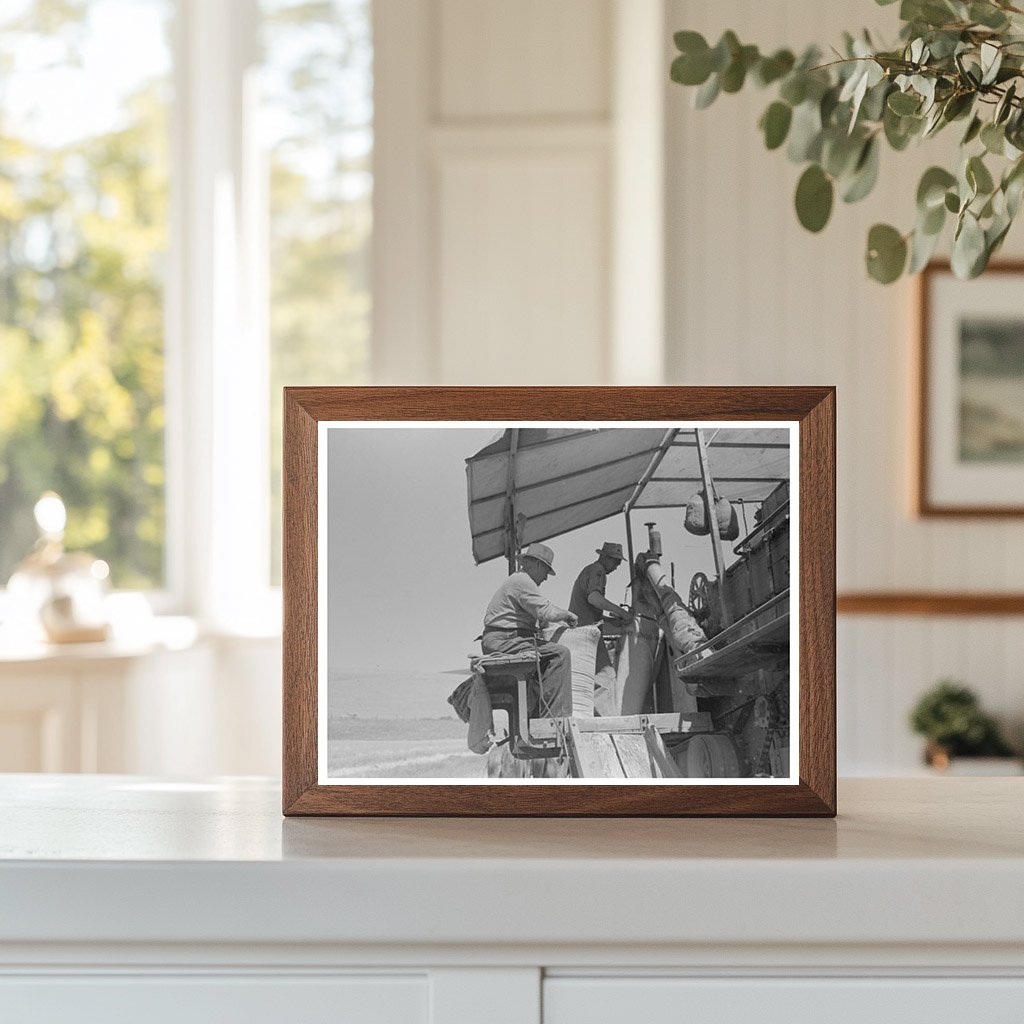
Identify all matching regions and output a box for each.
[922,103,946,137]
[822,128,863,178]
[721,44,759,92]
[986,213,1013,259]
[884,106,922,150]
[980,42,1002,86]
[903,0,958,28]
[840,64,872,131]
[927,30,962,60]
[917,166,957,210]
[820,85,841,126]
[779,74,807,106]
[967,154,995,195]
[842,137,880,203]
[1003,157,1024,216]
[861,80,892,122]
[760,101,793,150]
[996,82,1017,124]
[710,31,740,73]
[694,73,721,109]
[970,2,1009,30]
[866,223,908,283]
[921,200,946,235]
[962,115,983,145]
[942,92,974,122]
[981,122,1006,155]
[888,90,921,115]
[908,221,943,273]
[913,75,937,112]
[1006,171,1024,218]
[754,49,795,87]
[795,164,834,232]
[951,212,986,278]
[787,101,823,162]
[944,190,961,213]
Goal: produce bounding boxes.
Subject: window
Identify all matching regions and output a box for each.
[0,0,374,618]
[0,0,172,589]
[261,0,373,581]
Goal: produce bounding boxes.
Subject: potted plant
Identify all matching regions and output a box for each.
[670,0,1024,283]
[909,679,1019,772]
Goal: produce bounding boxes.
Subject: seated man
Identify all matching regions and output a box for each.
[481,542,577,717]
[569,541,629,716]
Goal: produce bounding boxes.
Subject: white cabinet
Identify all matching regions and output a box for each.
[1,777,1022,1023]
[544,977,1024,1023]
[0,975,428,1024]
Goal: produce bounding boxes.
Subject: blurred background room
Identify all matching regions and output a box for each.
[0,0,1021,779]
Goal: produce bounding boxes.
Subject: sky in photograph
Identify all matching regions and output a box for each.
[326,427,728,675]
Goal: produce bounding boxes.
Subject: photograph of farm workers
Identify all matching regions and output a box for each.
[322,424,794,782]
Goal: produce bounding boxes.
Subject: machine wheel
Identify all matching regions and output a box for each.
[688,572,711,622]
[678,734,743,778]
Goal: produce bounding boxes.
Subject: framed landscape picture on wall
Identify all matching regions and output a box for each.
[282,387,836,817]
[918,262,1024,516]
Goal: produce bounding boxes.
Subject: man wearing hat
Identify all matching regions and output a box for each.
[480,542,577,717]
[569,541,630,716]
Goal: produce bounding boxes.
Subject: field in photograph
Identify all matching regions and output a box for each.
[327,670,485,778]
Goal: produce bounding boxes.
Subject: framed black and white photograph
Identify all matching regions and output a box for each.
[918,262,1024,517]
[283,387,835,816]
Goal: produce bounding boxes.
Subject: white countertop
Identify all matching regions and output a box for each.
[1,775,1022,954]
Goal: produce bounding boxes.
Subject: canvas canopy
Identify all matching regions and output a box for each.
[466,427,790,565]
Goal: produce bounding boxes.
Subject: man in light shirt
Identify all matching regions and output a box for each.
[568,541,629,716]
[481,542,577,717]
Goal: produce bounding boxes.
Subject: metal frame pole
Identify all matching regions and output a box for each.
[623,428,676,603]
[694,427,731,628]
[504,429,520,575]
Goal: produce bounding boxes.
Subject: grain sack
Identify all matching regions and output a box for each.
[548,624,600,717]
[617,629,656,715]
[593,640,619,718]
[466,674,494,754]
[684,491,710,535]
[683,491,740,541]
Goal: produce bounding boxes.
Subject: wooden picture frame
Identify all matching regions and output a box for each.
[917,260,1024,517]
[283,387,836,816]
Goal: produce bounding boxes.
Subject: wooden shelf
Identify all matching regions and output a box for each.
[837,592,1024,616]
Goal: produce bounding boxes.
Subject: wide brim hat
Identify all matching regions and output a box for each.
[596,541,624,562]
[518,542,556,575]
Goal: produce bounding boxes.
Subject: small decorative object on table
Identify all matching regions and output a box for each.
[5,492,111,644]
[282,386,836,817]
[910,679,1021,774]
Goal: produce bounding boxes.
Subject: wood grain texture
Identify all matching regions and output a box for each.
[798,388,837,813]
[282,387,836,817]
[282,392,319,813]
[916,260,1024,518]
[838,592,1024,616]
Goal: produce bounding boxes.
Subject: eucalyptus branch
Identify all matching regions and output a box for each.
[670,0,1024,283]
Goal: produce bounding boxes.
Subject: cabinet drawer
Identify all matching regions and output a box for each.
[544,977,1024,1023]
[0,974,427,1024]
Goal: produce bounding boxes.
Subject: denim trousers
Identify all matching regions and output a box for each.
[480,633,572,717]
